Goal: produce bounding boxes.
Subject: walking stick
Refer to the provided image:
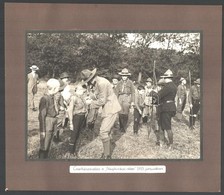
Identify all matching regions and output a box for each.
[188,71,193,126]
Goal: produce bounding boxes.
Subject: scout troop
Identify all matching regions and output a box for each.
[28,65,200,159]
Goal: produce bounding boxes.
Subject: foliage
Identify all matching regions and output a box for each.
[27,32,200,84]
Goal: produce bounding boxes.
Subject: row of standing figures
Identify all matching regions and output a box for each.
[27,65,200,159]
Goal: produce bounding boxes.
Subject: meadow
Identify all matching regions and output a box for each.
[27,81,201,160]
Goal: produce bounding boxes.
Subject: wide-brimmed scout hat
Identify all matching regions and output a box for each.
[80,68,97,83]
[180,77,186,82]
[60,72,70,79]
[194,78,200,84]
[161,69,173,78]
[146,78,152,83]
[118,68,131,76]
[30,65,39,71]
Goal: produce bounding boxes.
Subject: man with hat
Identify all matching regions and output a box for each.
[176,77,187,120]
[115,68,135,133]
[80,68,121,159]
[156,69,177,149]
[27,65,39,111]
[189,78,200,130]
[142,77,153,123]
[38,78,60,159]
[59,72,72,127]
[53,79,67,143]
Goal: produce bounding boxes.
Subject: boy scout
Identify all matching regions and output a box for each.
[66,84,89,158]
[133,85,145,135]
[176,77,187,120]
[189,78,200,130]
[38,78,60,159]
[115,68,135,133]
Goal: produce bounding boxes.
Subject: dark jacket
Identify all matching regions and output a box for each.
[38,93,58,132]
[158,81,177,112]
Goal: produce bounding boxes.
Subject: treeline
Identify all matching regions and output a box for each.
[26,32,200,84]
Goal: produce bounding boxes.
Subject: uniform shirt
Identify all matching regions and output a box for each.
[189,85,200,103]
[158,81,177,112]
[144,86,153,106]
[38,93,58,132]
[115,79,135,101]
[67,94,88,120]
[90,76,121,117]
[134,89,145,111]
[61,84,72,103]
[177,84,187,99]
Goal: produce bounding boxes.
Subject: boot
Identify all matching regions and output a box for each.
[166,129,173,146]
[44,149,49,159]
[193,115,196,126]
[100,153,105,159]
[123,114,129,131]
[102,140,111,159]
[39,149,46,159]
[119,114,124,132]
[53,130,62,143]
[189,115,193,129]
[68,143,75,154]
[63,117,69,128]
[154,130,160,145]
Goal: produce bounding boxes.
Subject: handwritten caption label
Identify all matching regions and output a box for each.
[69,165,166,173]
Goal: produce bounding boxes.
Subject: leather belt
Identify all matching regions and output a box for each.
[166,100,174,103]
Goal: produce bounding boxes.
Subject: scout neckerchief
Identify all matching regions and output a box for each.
[121,79,127,93]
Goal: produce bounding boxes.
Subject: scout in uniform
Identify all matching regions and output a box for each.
[53,79,66,143]
[115,68,135,132]
[143,77,153,123]
[59,72,72,128]
[81,68,121,159]
[66,84,89,158]
[189,78,200,130]
[176,77,187,120]
[38,78,60,159]
[153,78,167,146]
[157,69,177,149]
[85,85,99,140]
[53,72,72,142]
[27,65,39,111]
[133,85,145,135]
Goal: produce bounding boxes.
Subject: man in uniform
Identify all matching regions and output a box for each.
[80,68,121,159]
[143,77,153,123]
[27,65,39,111]
[176,77,187,120]
[189,78,200,130]
[115,68,135,133]
[157,69,177,149]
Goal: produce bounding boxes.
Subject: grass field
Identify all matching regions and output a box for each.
[27,81,201,160]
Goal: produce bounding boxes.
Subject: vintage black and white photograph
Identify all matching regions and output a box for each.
[26,31,201,160]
